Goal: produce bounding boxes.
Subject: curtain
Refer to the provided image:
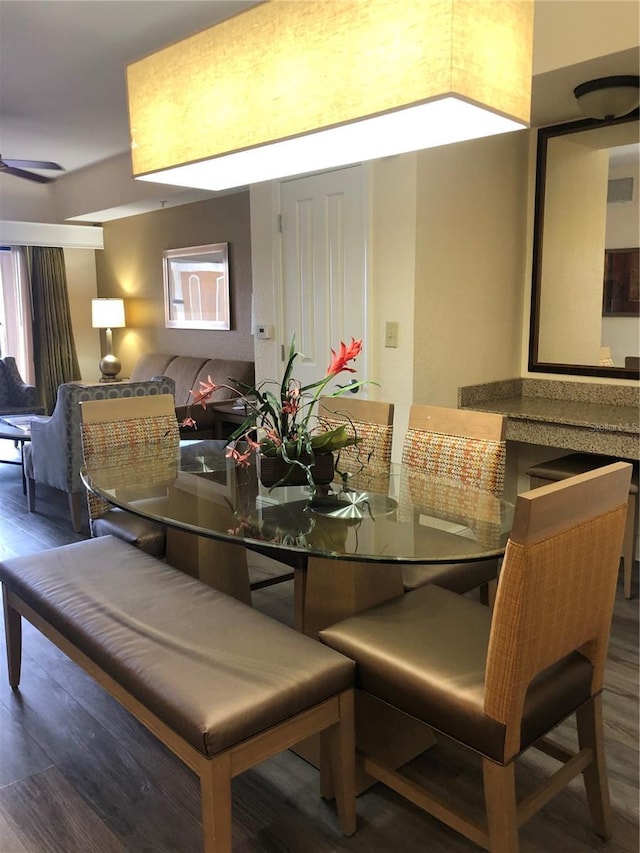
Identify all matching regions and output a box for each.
[28,246,80,413]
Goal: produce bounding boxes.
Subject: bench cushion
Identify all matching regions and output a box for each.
[0,536,354,757]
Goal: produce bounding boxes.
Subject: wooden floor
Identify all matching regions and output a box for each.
[0,449,638,853]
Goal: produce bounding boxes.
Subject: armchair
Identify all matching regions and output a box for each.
[0,357,43,415]
[24,378,175,532]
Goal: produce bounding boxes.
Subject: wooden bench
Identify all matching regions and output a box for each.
[0,536,356,852]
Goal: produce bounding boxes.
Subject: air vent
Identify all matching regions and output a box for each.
[607,176,634,203]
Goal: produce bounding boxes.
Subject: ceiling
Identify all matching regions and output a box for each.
[0,0,638,220]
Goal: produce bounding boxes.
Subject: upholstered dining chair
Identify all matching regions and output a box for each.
[80,394,179,557]
[400,404,506,600]
[320,462,632,853]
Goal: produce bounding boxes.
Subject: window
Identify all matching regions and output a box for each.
[0,246,34,382]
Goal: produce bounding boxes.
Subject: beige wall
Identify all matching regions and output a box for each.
[95,192,254,377]
[63,247,100,380]
[413,130,529,406]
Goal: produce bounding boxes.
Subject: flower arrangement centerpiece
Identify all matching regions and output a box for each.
[181,335,368,488]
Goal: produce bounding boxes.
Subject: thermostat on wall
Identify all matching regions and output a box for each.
[256,324,274,340]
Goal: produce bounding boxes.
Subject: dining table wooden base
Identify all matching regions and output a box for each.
[293,556,437,793]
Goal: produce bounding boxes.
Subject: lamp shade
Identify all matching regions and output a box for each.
[127,0,533,191]
[573,75,640,121]
[92,298,125,329]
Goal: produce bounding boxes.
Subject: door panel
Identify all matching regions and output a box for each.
[281,166,367,394]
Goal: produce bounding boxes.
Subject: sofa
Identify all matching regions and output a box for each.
[130,353,255,438]
[0,356,44,415]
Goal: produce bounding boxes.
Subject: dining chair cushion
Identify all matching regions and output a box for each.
[401,558,500,594]
[92,509,166,558]
[402,429,505,495]
[320,583,593,764]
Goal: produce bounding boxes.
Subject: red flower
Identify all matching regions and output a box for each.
[327,338,362,375]
[181,415,197,429]
[189,376,218,409]
[225,444,252,467]
[282,380,301,416]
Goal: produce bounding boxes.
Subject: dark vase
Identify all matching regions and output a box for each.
[258,452,335,488]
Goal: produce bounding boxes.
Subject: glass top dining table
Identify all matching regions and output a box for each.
[82,439,514,636]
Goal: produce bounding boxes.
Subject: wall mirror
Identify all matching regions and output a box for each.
[163,242,230,330]
[529,111,639,379]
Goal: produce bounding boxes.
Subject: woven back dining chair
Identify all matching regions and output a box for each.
[320,462,632,853]
[80,394,179,557]
[400,404,506,600]
[317,396,394,490]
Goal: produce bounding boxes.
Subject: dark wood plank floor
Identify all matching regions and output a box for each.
[0,450,638,853]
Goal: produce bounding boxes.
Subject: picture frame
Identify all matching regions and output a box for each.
[163,243,230,330]
[602,247,639,317]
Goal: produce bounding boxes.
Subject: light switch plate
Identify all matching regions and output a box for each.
[256,324,274,340]
[385,321,398,348]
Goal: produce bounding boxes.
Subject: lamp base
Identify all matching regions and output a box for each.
[98,353,122,382]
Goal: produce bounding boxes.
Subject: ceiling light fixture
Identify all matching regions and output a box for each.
[127,0,533,192]
[573,75,640,121]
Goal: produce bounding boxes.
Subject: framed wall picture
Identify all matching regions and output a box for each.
[602,247,639,317]
[163,243,230,329]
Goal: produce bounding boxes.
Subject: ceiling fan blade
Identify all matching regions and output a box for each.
[0,157,64,171]
[0,165,53,184]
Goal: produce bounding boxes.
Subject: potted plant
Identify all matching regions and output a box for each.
[181,335,369,488]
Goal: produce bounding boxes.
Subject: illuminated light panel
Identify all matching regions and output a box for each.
[128,0,533,191]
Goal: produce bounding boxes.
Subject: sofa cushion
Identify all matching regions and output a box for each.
[193,359,255,402]
[163,357,209,406]
[129,353,176,382]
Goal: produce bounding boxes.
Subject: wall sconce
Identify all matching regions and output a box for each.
[91,298,125,382]
[127,0,533,192]
[573,75,640,121]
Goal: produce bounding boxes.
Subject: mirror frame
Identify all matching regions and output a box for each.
[528,110,640,380]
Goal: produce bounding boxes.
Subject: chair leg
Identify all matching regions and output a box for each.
[622,493,637,599]
[2,588,22,688]
[26,476,36,511]
[483,758,519,853]
[200,752,233,853]
[68,493,84,533]
[576,695,612,839]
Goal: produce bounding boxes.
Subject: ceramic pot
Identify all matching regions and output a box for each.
[258,452,335,488]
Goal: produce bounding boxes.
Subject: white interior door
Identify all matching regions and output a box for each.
[280,165,368,395]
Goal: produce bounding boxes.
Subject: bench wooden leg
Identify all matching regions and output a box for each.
[2,587,22,688]
[200,752,233,853]
[321,688,356,836]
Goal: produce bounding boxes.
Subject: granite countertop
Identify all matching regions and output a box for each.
[463,395,639,434]
[458,378,639,458]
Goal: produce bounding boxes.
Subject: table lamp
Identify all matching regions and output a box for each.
[92,298,125,381]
